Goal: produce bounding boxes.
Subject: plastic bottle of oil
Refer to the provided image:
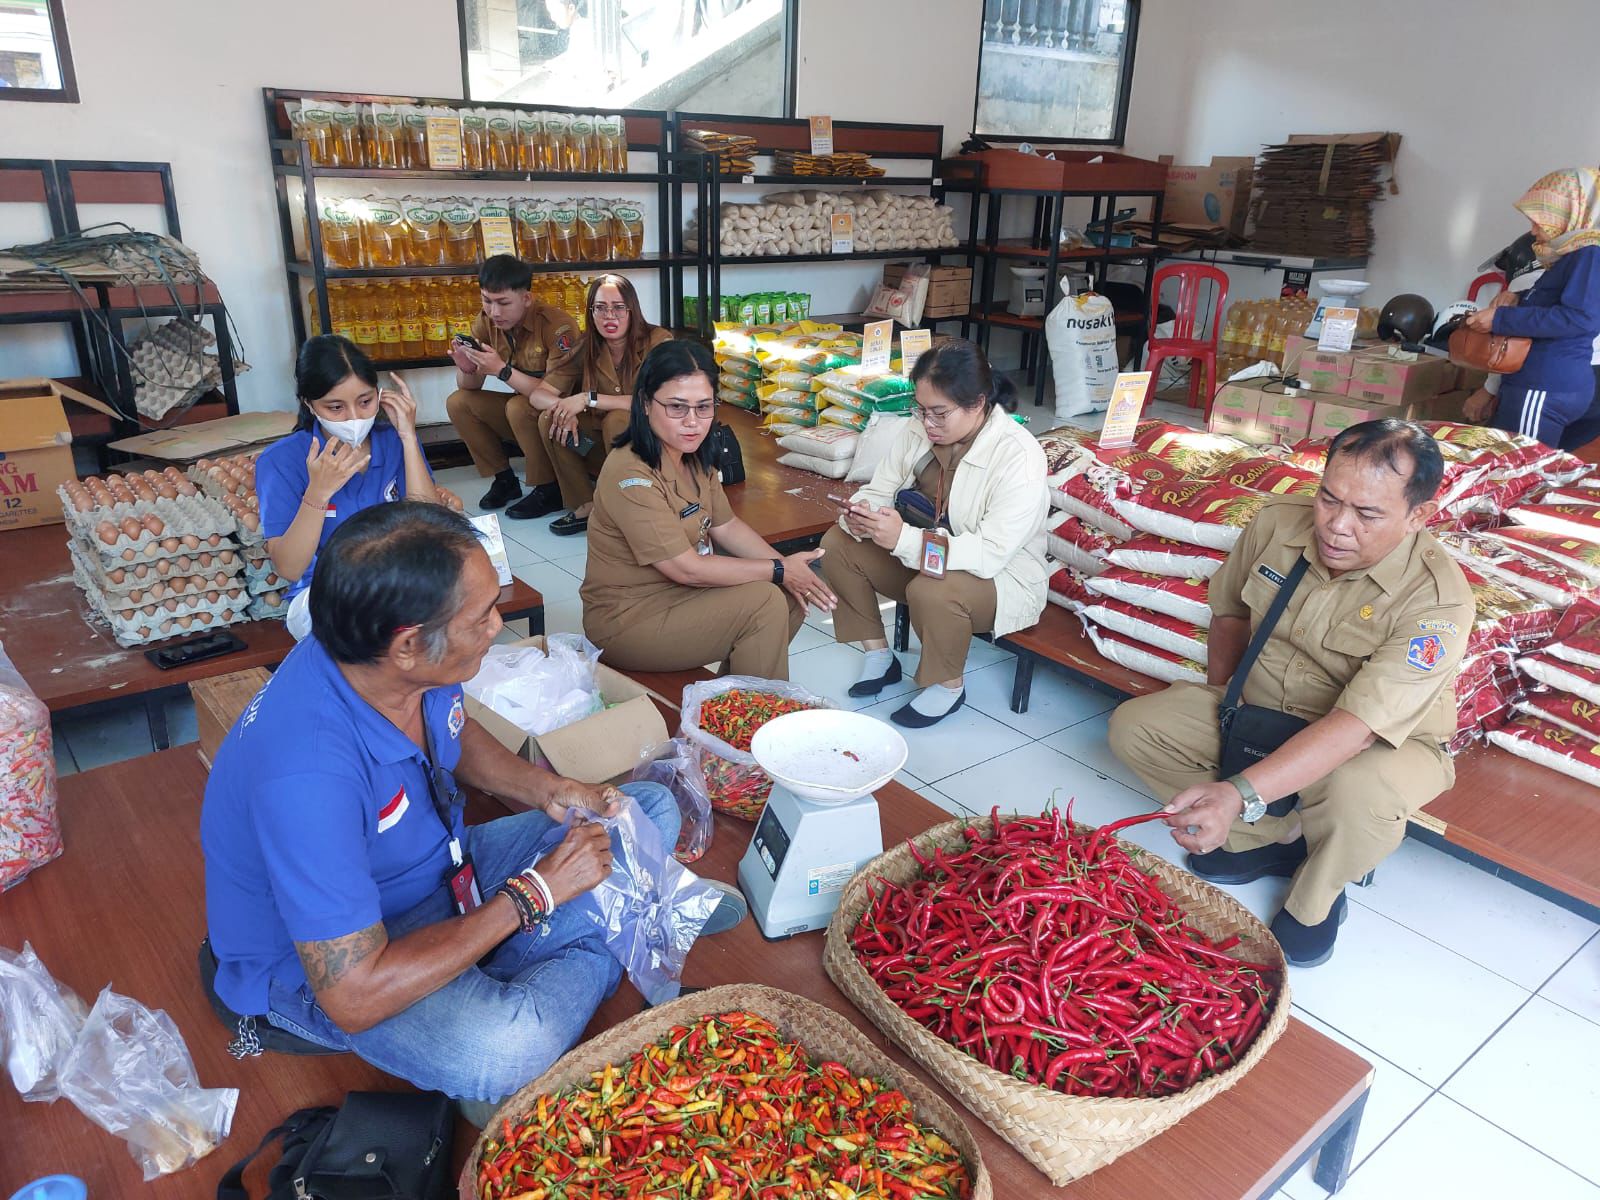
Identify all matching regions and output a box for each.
[397,280,426,360]
[563,274,586,330]
[327,281,357,344]
[373,281,402,361]
[306,289,323,337]
[1267,309,1289,365]
[423,280,451,358]
[347,282,380,360]
[453,281,480,341]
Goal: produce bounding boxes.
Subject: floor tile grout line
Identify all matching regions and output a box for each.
[1534,927,1600,1031]
[1423,1093,1600,1193]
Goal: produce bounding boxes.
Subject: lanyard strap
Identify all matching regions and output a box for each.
[1223,555,1312,713]
[419,704,464,866]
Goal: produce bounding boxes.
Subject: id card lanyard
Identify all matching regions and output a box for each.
[920,460,951,579]
[421,712,482,913]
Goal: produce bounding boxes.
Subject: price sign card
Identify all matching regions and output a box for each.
[808,115,835,156]
[1098,372,1151,448]
[1317,306,1359,353]
[830,212,854,254]
[899,328,932,377]
[861,320,894,373]
[479,215,516,258]
[425,115,463,170]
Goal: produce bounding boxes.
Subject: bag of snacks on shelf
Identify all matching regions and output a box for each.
[547,201,580,262]
[0,641,61,891]
[680,677,834,819]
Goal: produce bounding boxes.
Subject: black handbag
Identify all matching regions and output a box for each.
[1217,554,1312,817]
[218,1091,454,1200]
[709,422,745,485]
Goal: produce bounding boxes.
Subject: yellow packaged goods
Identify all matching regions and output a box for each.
[718,384,759,411]
[569,114,596,172]
[548,201,580,263]
[486,108,517,171]
[515,109,542,171]
[401,197,446,267]
[359,195,408,269]
[544,111,572,172]
[327,101,365,166]
[760,388,817,412]
[459,107,488,170]
[598,114,627,172]
[577,202,613,261]
[286,100,329,166]
[717,353,762,379]
[766,369,815,391]
[763,406,819,428]
[317,197,363,269]
[440,198,480,265]
[820,405,870,431]
[610,202,644,259]
[364,102,404,169]
[399,104,430,169]
[513,199,552,263]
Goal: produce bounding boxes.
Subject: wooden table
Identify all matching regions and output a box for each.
[0,523,544,748]
[0,748,1371,1199]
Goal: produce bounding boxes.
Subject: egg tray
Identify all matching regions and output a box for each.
[68,539,245,601]
[248,588,291,621]
[74,566,252,648]
[74,557,250,622]
[62,494,238,565]
[245,566,290,596]
[98,601,252,649]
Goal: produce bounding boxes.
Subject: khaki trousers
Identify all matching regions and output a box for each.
[526,408,632,510]
[819,525,997,687]
[445,388,550,484]
[1107,681,1454,923]
[586,583,805,680]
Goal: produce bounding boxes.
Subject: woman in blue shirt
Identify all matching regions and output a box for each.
[257,335,438,639]
[1464,167,1600,449]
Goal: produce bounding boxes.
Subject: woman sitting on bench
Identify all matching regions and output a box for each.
[821,338,1051,727]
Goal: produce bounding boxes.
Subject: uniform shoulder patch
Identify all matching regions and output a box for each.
[1406,634,1447,672]
[618,477,653,490]
[447,694,466,738]
[1417,618,1460,636]
[554,328,575,354]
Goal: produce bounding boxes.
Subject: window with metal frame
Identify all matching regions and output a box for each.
[457,0,796,117]
[0,0,77,103]
[974,0,1139,145]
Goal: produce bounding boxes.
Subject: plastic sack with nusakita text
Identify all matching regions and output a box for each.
[0,640,60,892]
[0,941,88,1102]
[631,739,714,864]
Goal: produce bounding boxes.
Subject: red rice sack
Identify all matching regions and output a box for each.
[1515,689,1600,741]
[1450,648,1518,753]
[1457,563,1558,658]
[1438,531,1594,607]
[1084,568,1211,626]
[1217,457,1322,497]
[1081,598,1209,664]
[1111,480,1268,551]
[1047,564,1094,612]
[1487,716,1600,788]
[1493,527,1600,585]
[1050,468,1136,539]
[1107,535,1229,580]
[1518,652,1600,704]
[1546,599,1600,669]
[1081,621,1206,685]
[1508,502,1600,544]
[1047,516,1119,577]
[1133,423,1248,475]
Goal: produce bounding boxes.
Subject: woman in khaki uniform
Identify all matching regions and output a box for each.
[535,275,674,537]
[582,340,837,680]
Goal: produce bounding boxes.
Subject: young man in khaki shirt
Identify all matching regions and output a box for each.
[1108,420,1474,967]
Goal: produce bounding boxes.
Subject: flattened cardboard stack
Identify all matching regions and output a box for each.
[1249,133,1400,259]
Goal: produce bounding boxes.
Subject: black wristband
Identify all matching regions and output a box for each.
[771,558,784,586]
[497,362,515,383]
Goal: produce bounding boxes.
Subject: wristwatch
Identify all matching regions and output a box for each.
[587,390,599,409]
[770,558,784,586]
[1228,773,1268,824]
[497,362,515,383]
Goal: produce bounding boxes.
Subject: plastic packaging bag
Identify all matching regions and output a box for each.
[464,634,603,737]
[1046,284,1119,418]
[0,641,61,891]
[680,676,834,819]
[57,987,238,1180]
[631,740,714,863]
[0,941,87,1102]
[575,797,723,1007]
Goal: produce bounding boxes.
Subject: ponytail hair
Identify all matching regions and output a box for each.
[909,338,1016,414]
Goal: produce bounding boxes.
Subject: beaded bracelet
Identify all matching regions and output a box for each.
[502,874,548,934]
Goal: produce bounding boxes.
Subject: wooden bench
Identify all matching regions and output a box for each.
[0,746,1373,1199]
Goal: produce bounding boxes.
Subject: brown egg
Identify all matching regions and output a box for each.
[177,615,194,629]
[197,612,215,627]
[177,533,197,550]
[136,626,153,640]
[71,493,93,512]
[127,588,144,603]
[160,619,175,635]
[219,551,236,565]
[120,547,136,561]
[142,515,165,535]
[205,590,220,603]
[106,568,126,584]
[174,555,192,572]
[188,575,206,591]
[162,598,179,612]
[262,591,283,608]
[119,516,142,538]
[141,603,158,617]
[205,533,221,546]
[242,512,260,532]
[96,521,118,545]
[159,536,180,552]
[156,484,177,500]
[227,587,243,600]
[177,481,197,497]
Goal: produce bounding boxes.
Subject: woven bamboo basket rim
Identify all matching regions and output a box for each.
[459,982,994,1200]
[822,813,1292,1184]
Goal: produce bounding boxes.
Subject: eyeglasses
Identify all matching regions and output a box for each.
[651,399,718,421]
[914,405,957,426]
[592,302,629,316]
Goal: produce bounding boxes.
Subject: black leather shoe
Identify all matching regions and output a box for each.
[551,510,589,537]
[848,654,903,698]
[1186,836,1308,885]
[505,483,562,520]
[890,689,965,728]
[478,474,523,511]
[1271,891,1348,968]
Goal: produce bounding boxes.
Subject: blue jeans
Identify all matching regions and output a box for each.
[265,782,682,1102]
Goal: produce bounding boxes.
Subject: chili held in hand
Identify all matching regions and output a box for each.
[477,1010,973,1200]
[850,806,1279,1100]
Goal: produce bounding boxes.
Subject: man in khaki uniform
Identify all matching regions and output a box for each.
[1108,420,1474,966]
[443,255,577,519]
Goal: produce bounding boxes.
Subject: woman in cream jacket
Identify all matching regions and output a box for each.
[820,339,1050,727]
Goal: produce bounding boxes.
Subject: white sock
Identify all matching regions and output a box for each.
[909,682,963,718]
[858,648,896,684]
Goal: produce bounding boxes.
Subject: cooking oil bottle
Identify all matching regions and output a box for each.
[397,280,426,360]
[348,282,380,360]
[328,281,357,345]
[372,281,402,361]
[423,280,451,358]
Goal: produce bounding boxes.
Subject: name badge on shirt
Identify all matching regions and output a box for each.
[1257,563,1286,588]
[679,502,702,519]
[448,853,482,914]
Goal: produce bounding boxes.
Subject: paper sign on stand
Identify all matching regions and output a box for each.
[479,214,516,258]
[808,115,834,156]
[425,115,463,169]
[830,213,854,254]
[861,320,893,374]
[1317,307,1359,353]
[899,329,932,377]
[1098,372,1151,448]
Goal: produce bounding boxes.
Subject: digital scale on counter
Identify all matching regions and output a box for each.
[1303,278,1371,338]
[737,709,908,940]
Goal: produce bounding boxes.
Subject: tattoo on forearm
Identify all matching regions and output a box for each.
[296,923,385,992]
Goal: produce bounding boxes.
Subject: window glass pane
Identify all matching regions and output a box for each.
[975,0,1135,142]
[0,0,68,91]
[465,0,789,115]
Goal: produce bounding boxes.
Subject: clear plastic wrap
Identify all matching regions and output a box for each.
[0,941,88,1102]
[680,676,834,819]
[574,797,723,1007]
[57,987,238,1180]
[630,740,714,863]
[464,634,603,737]
[0,641,61,891]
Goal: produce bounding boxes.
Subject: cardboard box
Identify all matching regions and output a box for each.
[1258,390,1316,444]
[109,411,296,463]
[1283,332,1381,376]
[1208,381,1266,443]
[884,264,970,318]
[1162,155,1256,239]
[1343,351,1456,406]
[1311,398,1393,441]
[1212,378,1337,444]
[0,378,121,530]
[1404,389,1471,425]
[464,636,668,785]
[190,668,273,771]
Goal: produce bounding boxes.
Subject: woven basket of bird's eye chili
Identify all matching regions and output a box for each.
[823,807,1290,1186]
[680,676,835,820]
[462,983,992,1200]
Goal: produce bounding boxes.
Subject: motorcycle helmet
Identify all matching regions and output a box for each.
[1424,300,1481,351]
[1482,231,1539,282]
[1377,294,1436,345]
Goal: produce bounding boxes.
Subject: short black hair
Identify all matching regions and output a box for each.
[478,254,532,293]
[309,503,485,664]
[293,335,379,432]
[1327,419,1444,509]
[909,338,1017,413]
[614,339,721,474]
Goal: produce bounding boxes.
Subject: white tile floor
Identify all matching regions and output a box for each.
[48,459,1600,1197]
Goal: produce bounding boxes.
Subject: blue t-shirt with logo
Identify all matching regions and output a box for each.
[200,636,468,1016]
[256,424,429,597]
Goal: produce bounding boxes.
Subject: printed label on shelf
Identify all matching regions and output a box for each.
[1099,372,1152,448]
[862,320,894,373]
[480,215,516,258]
[809,115,835,156]
[1317,307,1359,353]
[830,212,854,255]
[900,328,932,376]
[426,115,463,170]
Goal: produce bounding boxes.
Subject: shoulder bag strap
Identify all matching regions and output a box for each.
[217,1106,337,1200]
[1222,555,1312,715]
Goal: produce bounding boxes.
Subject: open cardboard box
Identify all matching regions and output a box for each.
[0,378,122,530]
[109,410,296,462]
[464,636,668,785]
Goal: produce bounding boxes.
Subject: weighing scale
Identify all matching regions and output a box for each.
[737,709,908,940]
[1303,278,1371,338]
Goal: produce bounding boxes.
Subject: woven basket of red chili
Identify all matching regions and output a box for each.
[681,676,834,820]
[463,983,992,1200]
[822,806,1290,1185]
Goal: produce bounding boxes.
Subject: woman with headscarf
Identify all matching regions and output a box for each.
[1464,168,1600,449]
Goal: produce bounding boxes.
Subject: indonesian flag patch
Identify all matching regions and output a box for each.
[377,787,410,833]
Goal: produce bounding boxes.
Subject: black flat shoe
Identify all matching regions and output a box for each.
[1271,891,1348,968]
[891,690,965,728]
[551,510,589,537]
[1186,836,1308,885]
[848,654,903,698]
[478,474,523,511]
[505,483,562,520]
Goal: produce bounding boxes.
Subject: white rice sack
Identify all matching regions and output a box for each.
[1108,535,1229,580]
[1081,620,1206,685]
[846,413,911,484]
[1084,568,1212,627]
[778,451,852,479]
[777,426,859,463]
[1082,599,1209,665]
[1488,717,1600,788]
[1517,652,1600,704]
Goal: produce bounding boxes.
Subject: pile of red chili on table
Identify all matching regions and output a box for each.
[476,1010,973,1200]
[850,807,1279,1099]
[699,691,814,752]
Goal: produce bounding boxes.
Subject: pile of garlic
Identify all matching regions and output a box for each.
[687,190,961,258]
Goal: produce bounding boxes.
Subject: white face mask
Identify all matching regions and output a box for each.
[319,415,375,447]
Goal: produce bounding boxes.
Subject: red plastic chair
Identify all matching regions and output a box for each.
[1143,263,1230,415]
[1468,270,1507,304]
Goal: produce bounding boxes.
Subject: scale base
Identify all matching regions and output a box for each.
[739,786,882,940]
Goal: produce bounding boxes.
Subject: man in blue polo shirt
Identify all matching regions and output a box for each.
[202,502,743,1110]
